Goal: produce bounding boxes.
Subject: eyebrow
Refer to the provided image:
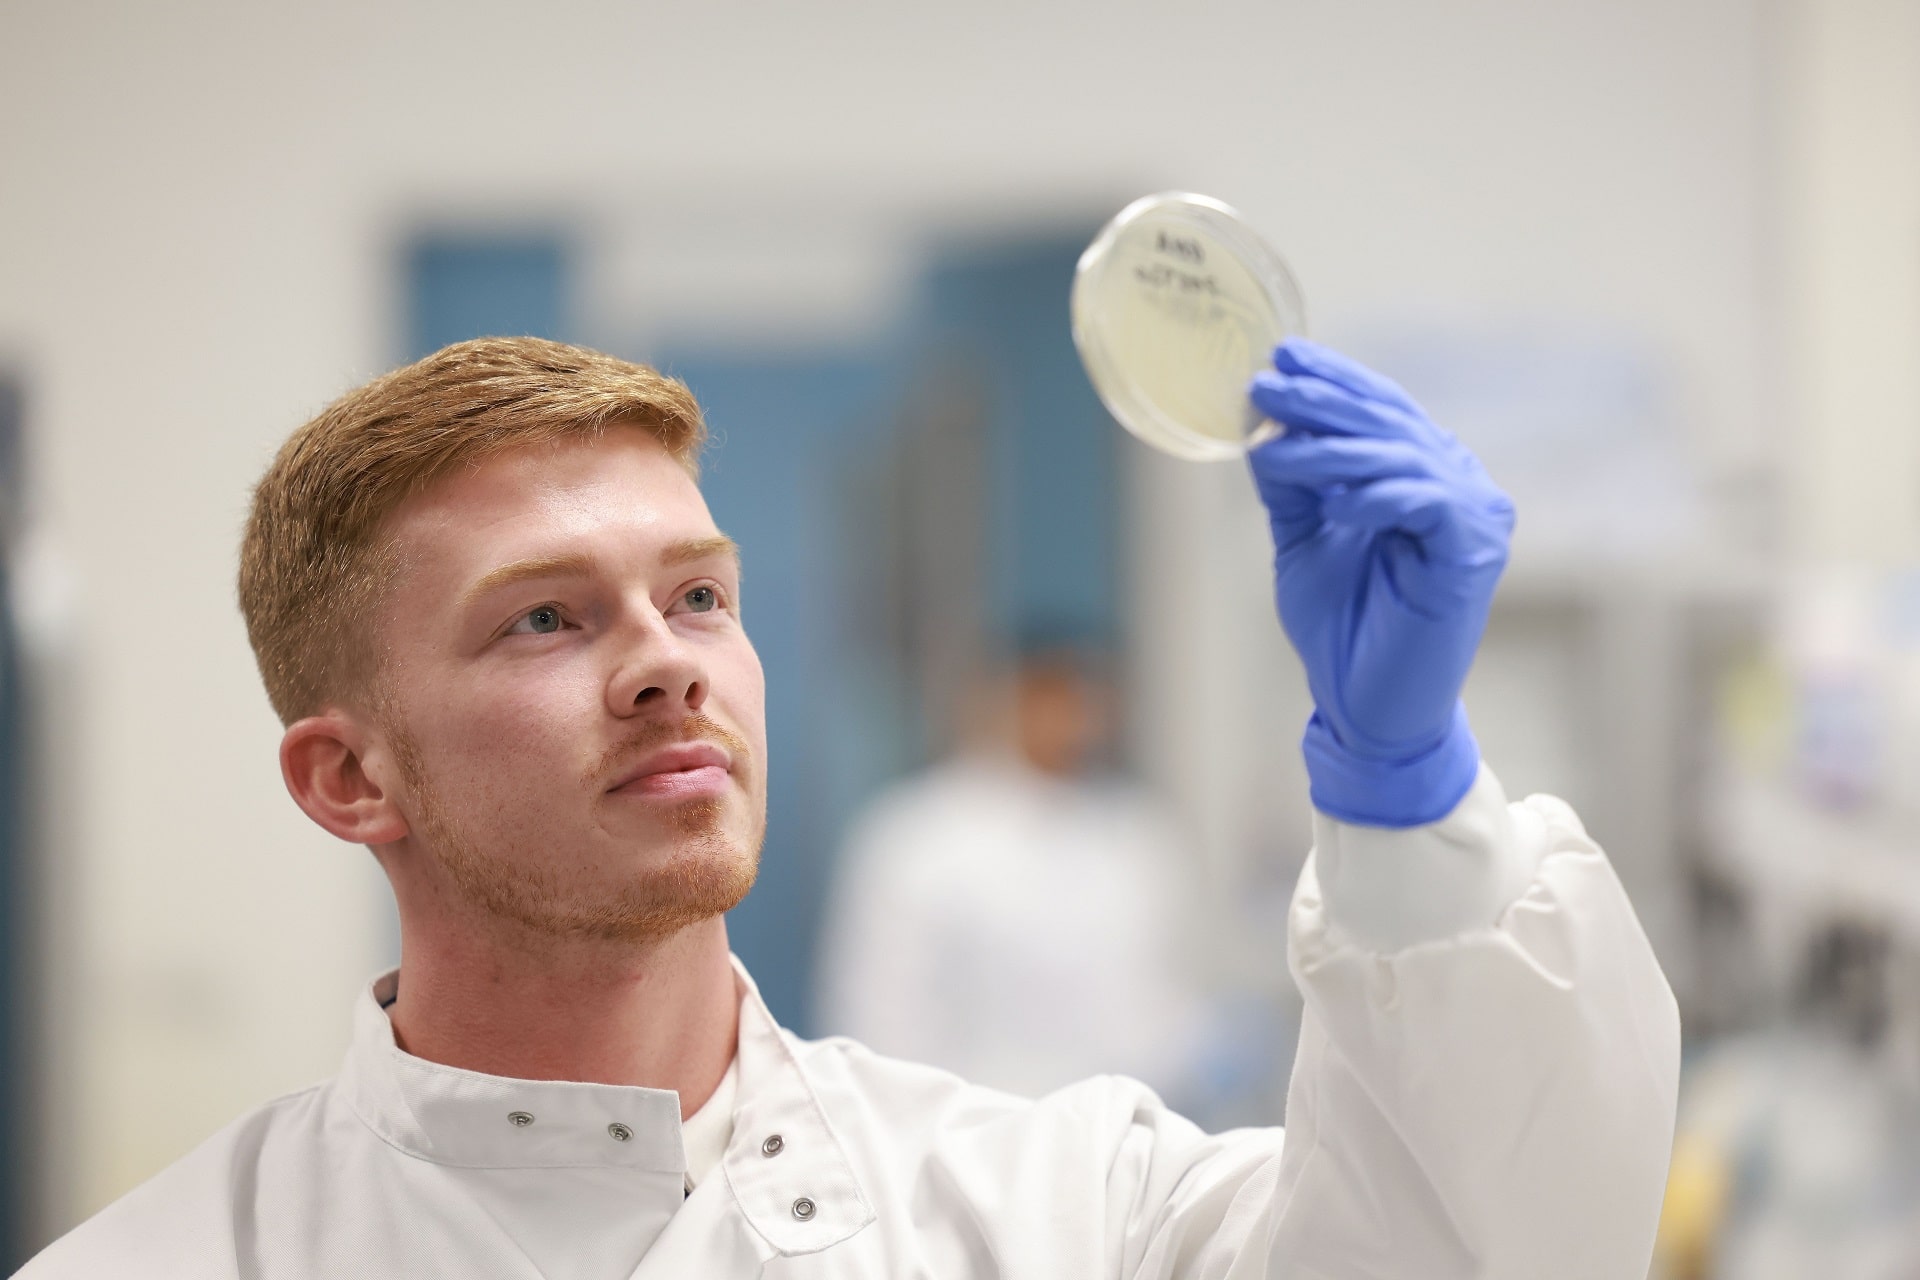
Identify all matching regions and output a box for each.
[459,553,595,611]
[661,534,742,569]
[457,535,742,611]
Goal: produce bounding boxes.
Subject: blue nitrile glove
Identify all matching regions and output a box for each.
[1247,339,1514,828]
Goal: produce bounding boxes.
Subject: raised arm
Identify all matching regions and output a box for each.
[1253,341,1677,1276]
[1108,342,1679,1280]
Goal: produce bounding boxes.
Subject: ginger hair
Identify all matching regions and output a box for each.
[238,336,706,725]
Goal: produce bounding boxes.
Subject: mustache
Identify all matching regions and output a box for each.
[586,712,753,790]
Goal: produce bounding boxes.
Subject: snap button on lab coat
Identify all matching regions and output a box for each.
[791,1196,816,1220]
[761,1133,784,1157]
[607,1123,633,1142]
[507,1111,534,1127]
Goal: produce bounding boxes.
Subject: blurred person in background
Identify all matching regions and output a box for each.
[816,636,1216,1103]
[22,336,1677,1278]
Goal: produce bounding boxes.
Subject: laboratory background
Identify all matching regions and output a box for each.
[2,1,1916,1275]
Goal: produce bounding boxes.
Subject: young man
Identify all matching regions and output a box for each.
[22,337,1679,1278]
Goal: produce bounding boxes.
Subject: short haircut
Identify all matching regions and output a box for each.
[238,336,706,725]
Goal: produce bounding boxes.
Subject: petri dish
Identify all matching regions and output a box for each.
[1071,192,1306,461]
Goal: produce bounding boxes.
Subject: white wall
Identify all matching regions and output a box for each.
[1779,0,1920,566]
[0,0,1775,1240]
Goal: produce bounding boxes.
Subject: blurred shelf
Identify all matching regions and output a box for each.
[1705,770,1920,941]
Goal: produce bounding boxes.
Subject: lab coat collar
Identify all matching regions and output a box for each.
[337,969,687,1173]
[336,958,875,1257]
[720,956,876,1255]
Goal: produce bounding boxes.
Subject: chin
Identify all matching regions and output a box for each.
[579,837,758,943]
[605,806,764,935]
[432,821,761,946]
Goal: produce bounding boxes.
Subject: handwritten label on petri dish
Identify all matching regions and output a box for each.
[1072,194,1304,461]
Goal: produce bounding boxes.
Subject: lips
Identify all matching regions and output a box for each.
[605,742,735,799]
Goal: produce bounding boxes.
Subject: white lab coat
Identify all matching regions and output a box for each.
[817,758,1207,1099]
[21,768,1679,1279]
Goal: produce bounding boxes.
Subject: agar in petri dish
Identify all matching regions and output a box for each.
[1071,192,1306,461]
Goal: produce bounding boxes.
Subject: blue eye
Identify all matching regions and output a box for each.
[523,606,562,634]
[684,586,718,613]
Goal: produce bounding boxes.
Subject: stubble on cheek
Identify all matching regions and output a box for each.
[384,716,764,946]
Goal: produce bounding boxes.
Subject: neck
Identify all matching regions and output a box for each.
[386,911,739,1119]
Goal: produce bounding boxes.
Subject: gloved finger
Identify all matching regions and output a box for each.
[1250,434,1438,489]
[1258,484,1326,553]
[1319,477,1498,563]
[1250,371,1436,443]
[1271,338,1425,416]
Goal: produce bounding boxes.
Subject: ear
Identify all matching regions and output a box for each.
[280,712,412,846]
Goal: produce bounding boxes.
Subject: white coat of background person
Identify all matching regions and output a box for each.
[21,336,1679,1279]
[817,647,1215,1103]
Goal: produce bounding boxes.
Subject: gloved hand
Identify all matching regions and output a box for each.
[1247,339,1514,828]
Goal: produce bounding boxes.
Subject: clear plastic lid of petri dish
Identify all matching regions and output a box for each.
[1071,192,1306,461]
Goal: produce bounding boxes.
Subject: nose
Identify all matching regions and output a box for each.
[605,605,709,718]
